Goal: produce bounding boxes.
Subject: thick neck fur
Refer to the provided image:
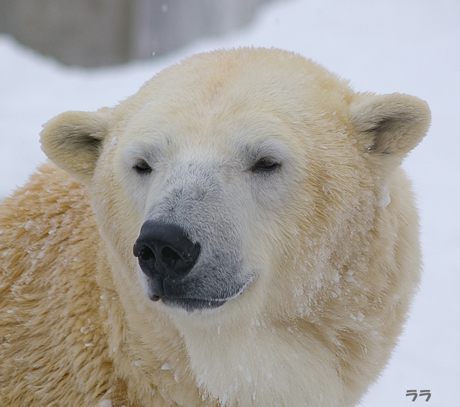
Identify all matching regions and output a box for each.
[173,313,344,407]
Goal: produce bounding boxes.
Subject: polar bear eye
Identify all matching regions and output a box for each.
[134,160,152,175]
[251,157,281,174]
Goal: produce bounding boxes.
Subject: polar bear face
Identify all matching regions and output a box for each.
[104,92,305,315]
[123,130,293,313]
[41,48,430,320]
[113,81,309,315]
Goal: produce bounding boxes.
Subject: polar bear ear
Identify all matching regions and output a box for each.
[40,110,109,184]
[350,93,430,170]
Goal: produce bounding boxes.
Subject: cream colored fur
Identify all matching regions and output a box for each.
[1,48,430,407]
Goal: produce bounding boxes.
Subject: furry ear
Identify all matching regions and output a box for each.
[350,93,430,170]
[40,110,109,184]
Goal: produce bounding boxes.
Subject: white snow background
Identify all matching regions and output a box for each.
[1,0,459,405]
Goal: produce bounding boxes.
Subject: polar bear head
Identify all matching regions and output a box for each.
[41,48,430,322]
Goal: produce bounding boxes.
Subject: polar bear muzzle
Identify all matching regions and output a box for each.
[132,217,248,312]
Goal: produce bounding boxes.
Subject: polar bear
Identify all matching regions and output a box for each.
[0,48,430,407]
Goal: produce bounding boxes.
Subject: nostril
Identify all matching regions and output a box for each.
[161,246,180,268]
[140,247,156,262]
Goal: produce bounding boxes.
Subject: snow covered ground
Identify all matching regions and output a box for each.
[1,0,459,405]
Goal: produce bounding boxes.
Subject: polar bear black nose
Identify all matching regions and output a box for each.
[133,222,201,281]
